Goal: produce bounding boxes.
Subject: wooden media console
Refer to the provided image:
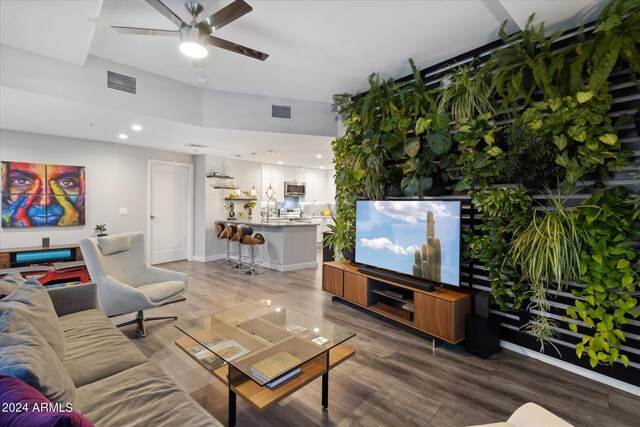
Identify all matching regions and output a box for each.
[322,261,473,345]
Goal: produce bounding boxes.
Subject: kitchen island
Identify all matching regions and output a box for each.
[225,219,318,271]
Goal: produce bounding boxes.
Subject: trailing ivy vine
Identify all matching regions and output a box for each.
[567,188,640,367]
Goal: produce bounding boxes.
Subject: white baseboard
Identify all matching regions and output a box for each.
[260,261,318,272]
[191,254,225,262]
[501,340,640,397]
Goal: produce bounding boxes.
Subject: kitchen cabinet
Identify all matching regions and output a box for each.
[305,169,319,202]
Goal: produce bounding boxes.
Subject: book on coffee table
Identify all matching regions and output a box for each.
[205,337,250,362]
[250,351,302,383]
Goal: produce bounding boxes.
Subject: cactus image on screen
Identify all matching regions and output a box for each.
[355,200,460,286]
[412,211,441,281]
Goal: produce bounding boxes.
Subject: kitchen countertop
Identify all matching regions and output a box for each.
[224,219,318,227]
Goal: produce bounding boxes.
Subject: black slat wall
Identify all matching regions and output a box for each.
[363,23,640,387]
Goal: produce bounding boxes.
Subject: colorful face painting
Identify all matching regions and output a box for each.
[1,162,85,227]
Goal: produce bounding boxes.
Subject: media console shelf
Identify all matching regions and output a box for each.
[322,261,473,347]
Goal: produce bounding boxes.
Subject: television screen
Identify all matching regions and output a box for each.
[355,200,461,287]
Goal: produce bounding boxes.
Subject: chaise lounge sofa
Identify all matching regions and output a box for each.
[0,273,222,427]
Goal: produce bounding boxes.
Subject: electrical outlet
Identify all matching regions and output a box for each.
[119,208,128,215]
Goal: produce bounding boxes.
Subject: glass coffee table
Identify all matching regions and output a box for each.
[174,299,356,426]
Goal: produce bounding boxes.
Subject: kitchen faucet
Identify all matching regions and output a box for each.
[266,196,277,223]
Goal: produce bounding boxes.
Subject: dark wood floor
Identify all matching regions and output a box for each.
[112,255,639,427]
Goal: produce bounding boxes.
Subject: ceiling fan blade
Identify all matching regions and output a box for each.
[144,0,185,28]
[208,35,268,61]
[192,59,206,68]
[112,26,179,37]
[200,0,252,33]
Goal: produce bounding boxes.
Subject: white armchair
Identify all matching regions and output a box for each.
[79,232,187,337]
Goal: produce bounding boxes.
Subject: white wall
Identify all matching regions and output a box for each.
[1,45,337,140]
[0,129,193,249]
[201,89,336,137]
[0,46,203,126]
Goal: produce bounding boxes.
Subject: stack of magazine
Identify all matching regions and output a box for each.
[185,336,249,370]
[250,351,302,389]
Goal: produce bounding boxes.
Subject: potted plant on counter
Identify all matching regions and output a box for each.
[94,224,107,237]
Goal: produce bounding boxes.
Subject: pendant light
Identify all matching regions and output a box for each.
[235,154,242,197]
[266,150,275,199]
[250,153,257,197]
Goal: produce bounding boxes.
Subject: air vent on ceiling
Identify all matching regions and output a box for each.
[272,104,292,120]
[107,71,136,94]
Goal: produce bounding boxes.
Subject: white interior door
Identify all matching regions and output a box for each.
[148,161,193,264]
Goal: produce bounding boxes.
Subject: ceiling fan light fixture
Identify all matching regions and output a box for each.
[179,25,208,59]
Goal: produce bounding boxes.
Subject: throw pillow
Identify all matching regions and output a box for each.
[0,308,77,409]
[97,234,131,255]
[0,277,65,359]
[0,272,26,299]
[0,373,94,427]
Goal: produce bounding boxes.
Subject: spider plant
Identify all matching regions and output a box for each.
[510,188,583,351]
[437,63,493,121]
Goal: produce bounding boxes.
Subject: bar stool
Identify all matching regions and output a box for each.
[235,224,254,269]
[226,223,240,268]
[215,221,230,265]
[238,224,265,275]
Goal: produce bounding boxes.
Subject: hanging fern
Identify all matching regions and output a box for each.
[588,0,640,92]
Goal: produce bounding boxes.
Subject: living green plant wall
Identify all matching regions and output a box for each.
[330,0,640,374]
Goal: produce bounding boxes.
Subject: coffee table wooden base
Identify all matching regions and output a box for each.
[176,338,355,426]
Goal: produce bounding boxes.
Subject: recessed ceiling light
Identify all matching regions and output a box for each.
[277,161,283,165]
[320,166,325,169]
[131,124,142,131]
[316,154,322,159]
[118,134,128,140]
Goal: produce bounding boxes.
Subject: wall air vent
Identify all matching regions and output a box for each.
[272,104,292,119]
[107,71,136,94]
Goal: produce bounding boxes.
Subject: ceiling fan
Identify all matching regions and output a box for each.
[112,0,268,67]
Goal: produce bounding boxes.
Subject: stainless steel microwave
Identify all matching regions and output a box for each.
[284,181,306,196]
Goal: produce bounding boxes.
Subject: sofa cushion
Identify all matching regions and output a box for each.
[59,309,148,387]
[137,281,185,302]
[0,272,26,298]
[0,308,77,408]
[77,362,222,427]
[0,373,94,427]
[0,277,65,359]
[97,234,130,255]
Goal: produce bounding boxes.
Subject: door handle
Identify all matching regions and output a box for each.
[150,215,157,219]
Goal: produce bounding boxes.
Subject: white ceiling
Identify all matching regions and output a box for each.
[0,87,335,169]
[0,0,606,164]
[91,0,603,103]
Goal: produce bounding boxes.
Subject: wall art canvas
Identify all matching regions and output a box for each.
[1,161,85,227]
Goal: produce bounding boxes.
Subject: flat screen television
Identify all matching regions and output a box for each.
[355,200,461,287]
